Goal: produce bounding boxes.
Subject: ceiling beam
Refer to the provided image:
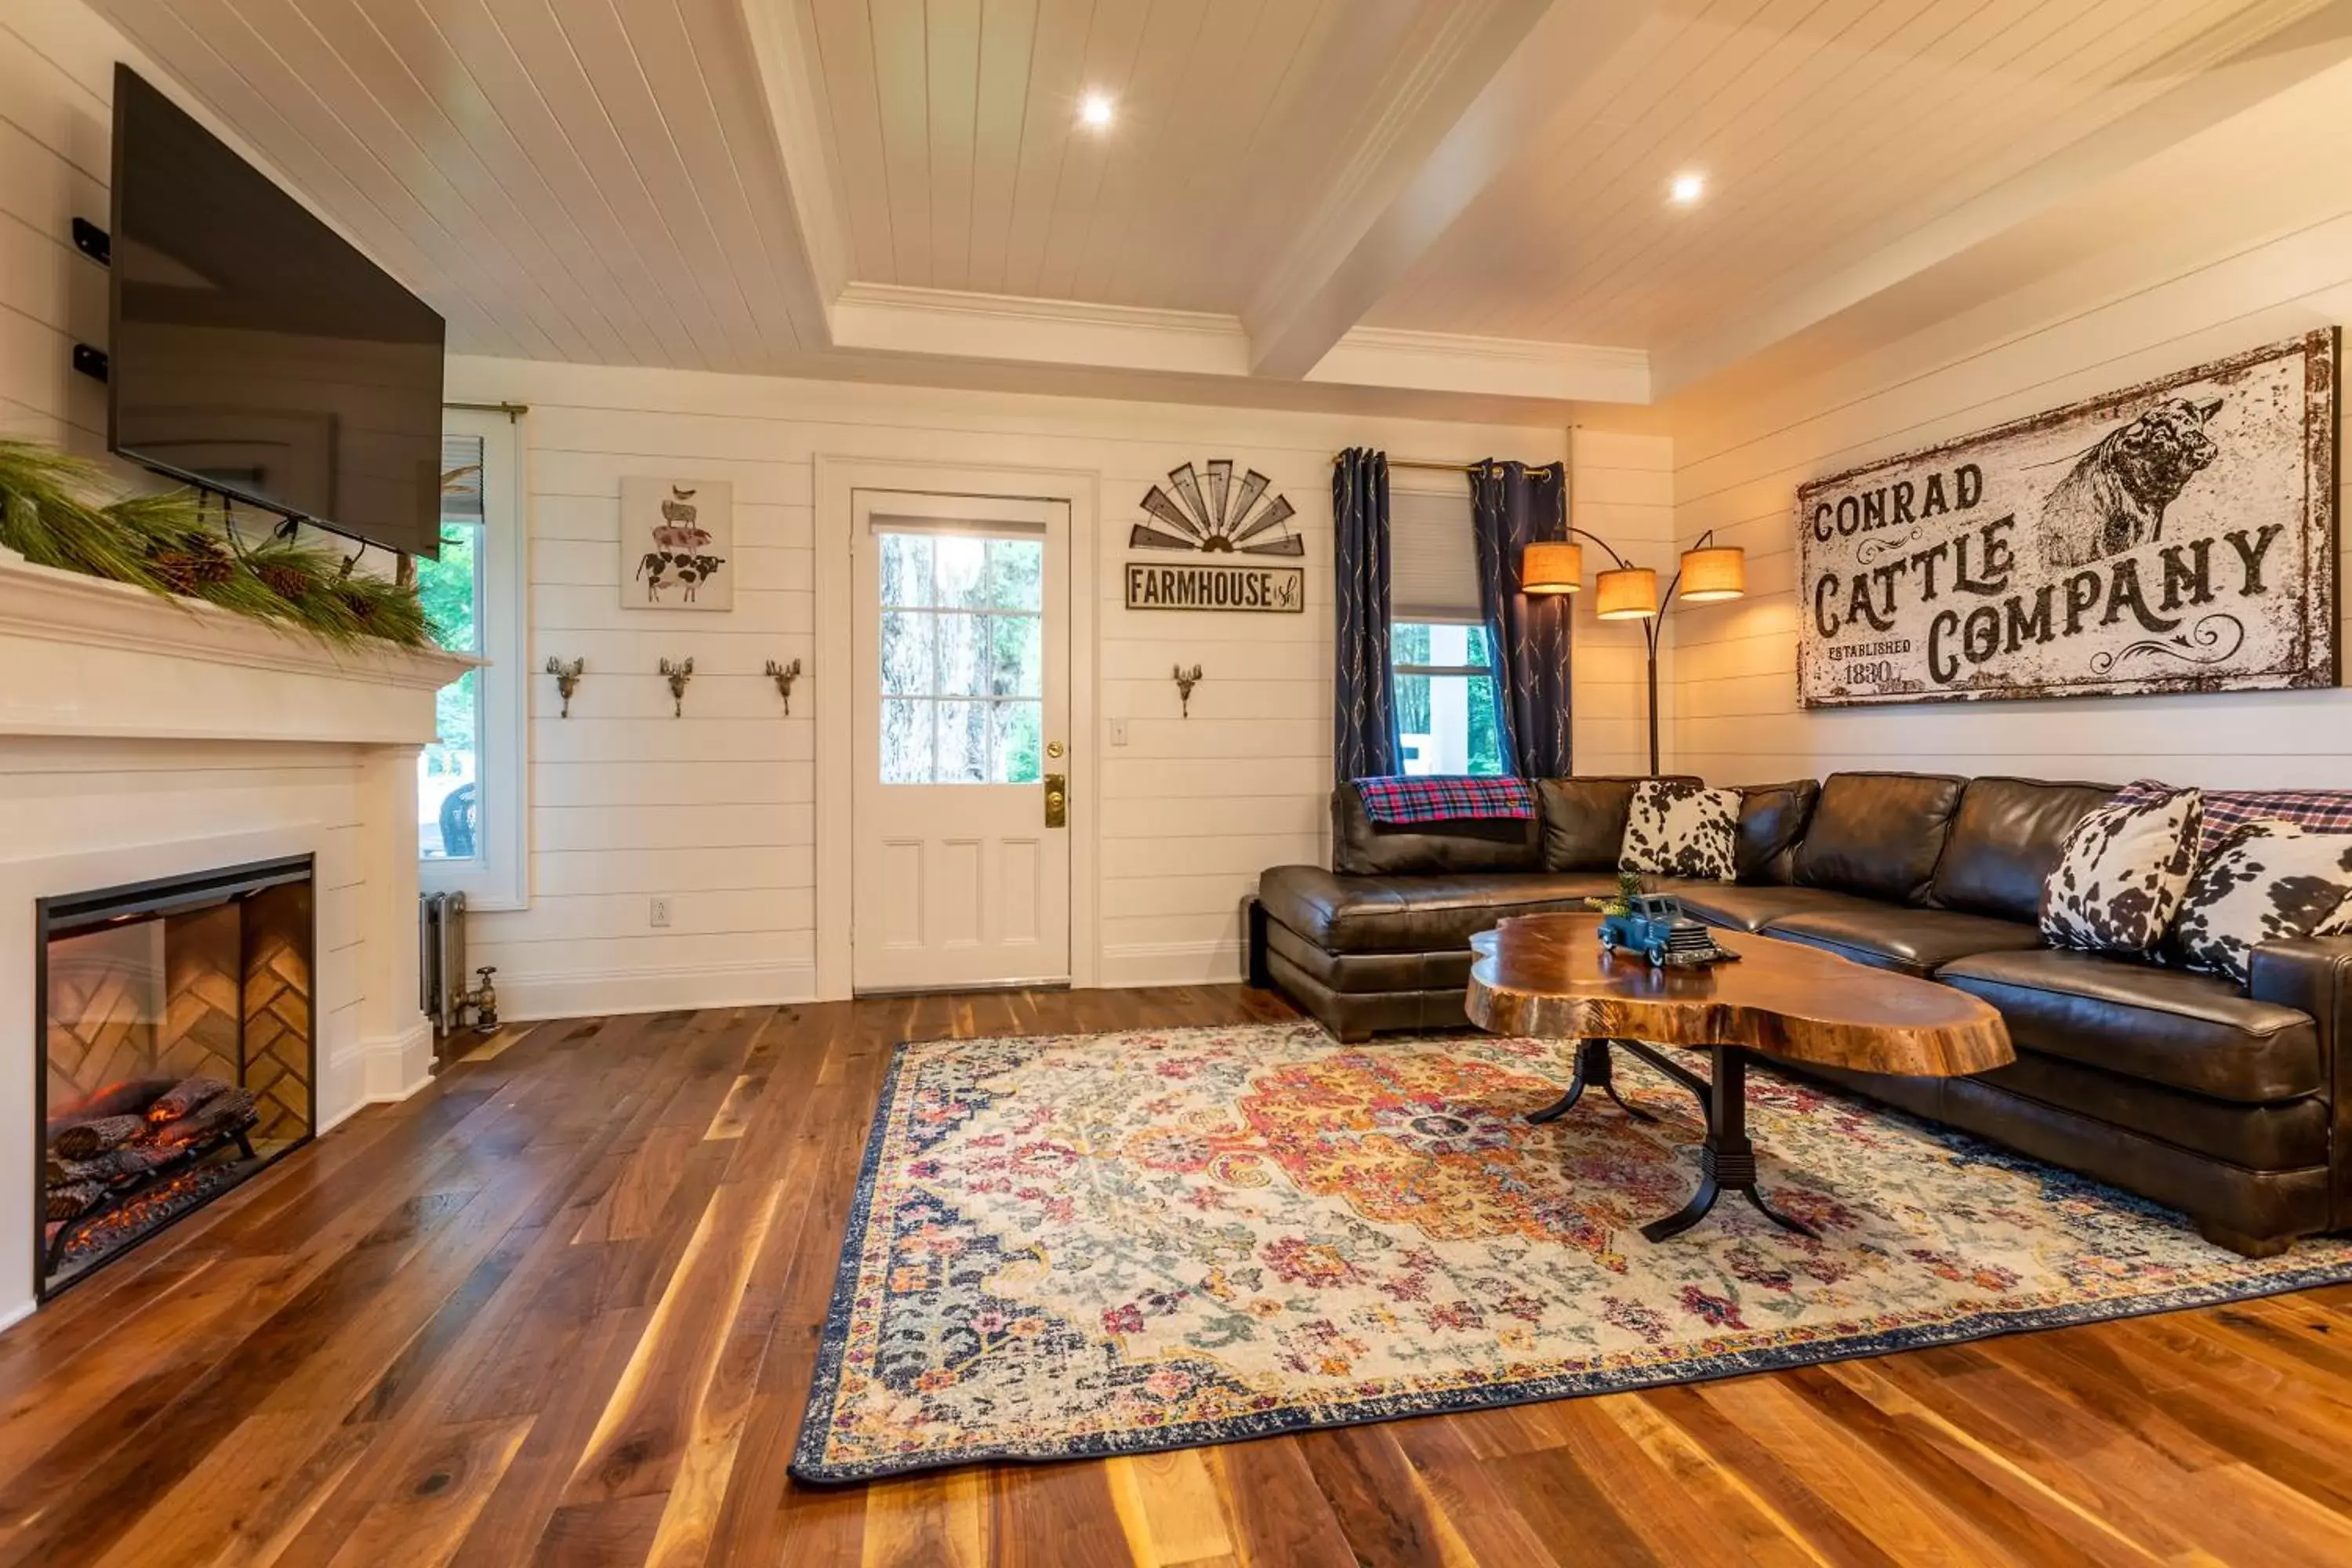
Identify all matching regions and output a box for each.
[737,0,848,347]
[1650,0,2352,400]
[1241,0,1645,380]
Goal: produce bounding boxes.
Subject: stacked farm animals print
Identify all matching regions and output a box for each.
[1795,330,2338,707]
[621,477,735,611]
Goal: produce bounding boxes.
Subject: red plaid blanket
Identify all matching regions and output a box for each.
[1354,775,1534,826]
[2113,781,2352,859]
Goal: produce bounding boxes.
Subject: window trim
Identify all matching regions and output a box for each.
[421,408,529,911]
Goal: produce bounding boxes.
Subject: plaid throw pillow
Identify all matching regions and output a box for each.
[1353,776,1535,827]
[2113,782,2352,862]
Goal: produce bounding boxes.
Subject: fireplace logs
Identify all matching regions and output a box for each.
[42,1078,263,1240]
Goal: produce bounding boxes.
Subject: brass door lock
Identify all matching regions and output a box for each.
[1044,772,1067,827]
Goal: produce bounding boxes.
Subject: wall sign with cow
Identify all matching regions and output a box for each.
[1795,329,2338,707]
[620,477,735,612]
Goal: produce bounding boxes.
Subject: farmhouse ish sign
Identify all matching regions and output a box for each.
[1797,330,2338,707]
[1124,562,1304,613]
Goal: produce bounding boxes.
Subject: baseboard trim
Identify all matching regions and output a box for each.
[1098,938,1244,989]
[499,960,818,1022]
[0,1297,34,1335]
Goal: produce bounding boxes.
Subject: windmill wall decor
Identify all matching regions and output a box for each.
[1131,461,1303,556]
[1123,460,1307,615]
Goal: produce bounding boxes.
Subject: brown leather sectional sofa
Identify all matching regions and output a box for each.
[1250,771,2352,1256]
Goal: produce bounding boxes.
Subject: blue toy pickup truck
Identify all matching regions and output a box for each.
[1598,894,1733,968]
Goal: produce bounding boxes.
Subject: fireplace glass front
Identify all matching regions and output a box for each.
[38,855,316,1299]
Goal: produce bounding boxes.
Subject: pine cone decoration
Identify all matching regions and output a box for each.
[147,535,234,594]
[256,562,315,601]
[336,584,377,625]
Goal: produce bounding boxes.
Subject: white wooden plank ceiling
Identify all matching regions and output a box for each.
[84,0,2352,405]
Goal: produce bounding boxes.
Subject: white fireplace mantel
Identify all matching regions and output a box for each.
[0,544,476,1329]
[0,545,477,745]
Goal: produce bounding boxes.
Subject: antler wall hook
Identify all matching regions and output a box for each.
[1173,663,1203,717]
[545,656,585,718]
[765,657,802,716]
[659,656,695,717]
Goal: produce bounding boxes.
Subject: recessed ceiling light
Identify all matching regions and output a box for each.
[1079,92,1115,129]
[1669,172,1705,205]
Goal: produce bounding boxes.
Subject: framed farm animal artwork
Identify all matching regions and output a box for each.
[621,477,735,611]
[1795,329,2338,707]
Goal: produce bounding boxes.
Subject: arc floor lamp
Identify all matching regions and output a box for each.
[1521,529,1745,775]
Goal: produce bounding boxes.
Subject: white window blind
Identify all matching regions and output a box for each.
[1388,485,1481,621]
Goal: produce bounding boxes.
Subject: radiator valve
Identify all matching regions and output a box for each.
[460,965,499,1033]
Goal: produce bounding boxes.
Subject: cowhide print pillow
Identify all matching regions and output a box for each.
[2039,785,2204,956]
[2165,821,2352,984]
[1619,779,1740,882]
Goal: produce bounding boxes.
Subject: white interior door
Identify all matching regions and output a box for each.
[851,493,1071,992]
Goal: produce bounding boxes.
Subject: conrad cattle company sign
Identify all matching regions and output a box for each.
[1797,330,2339,708]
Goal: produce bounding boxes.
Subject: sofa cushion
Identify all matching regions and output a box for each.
[1646,880,1892,934]
[1762,906,2045,977]
[1973,1049,2330,1171]
[1258,866,1619,954]
[1621,779,1740,881]
[1736,780,1820,884]
[1792,771,1965,904]
[1331,784,1538,876]
[2039,785,2202,957]
[1535,775,1698,871]
[1933,777,2116,922]
[1938,948,2320,1104]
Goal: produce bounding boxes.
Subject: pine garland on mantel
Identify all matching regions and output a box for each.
[0,437,434,650]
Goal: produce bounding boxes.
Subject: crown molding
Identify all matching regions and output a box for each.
[825,284,1649,405]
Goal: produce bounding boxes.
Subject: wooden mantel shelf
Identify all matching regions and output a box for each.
[0,545,477,748]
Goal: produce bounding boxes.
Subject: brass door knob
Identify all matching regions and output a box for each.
[1044,771,1067,827]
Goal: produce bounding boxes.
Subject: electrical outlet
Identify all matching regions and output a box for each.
[1109,718,1130,746]
[649,897,673,928]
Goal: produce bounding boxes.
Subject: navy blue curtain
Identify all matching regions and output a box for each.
[1333,448,1396,784]
[1472,459,1572,777]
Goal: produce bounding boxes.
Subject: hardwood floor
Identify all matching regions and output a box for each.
[9,985,2352,1566]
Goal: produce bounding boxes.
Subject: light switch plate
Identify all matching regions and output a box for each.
[1109,718,1130,746]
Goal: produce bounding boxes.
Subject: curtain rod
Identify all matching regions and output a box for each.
[1329,453,1559,476]
[444,399,528,422]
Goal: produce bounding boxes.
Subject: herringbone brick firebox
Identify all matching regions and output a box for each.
[37,856,316,1299]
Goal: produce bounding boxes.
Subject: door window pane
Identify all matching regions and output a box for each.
[881,699,935,783]
[874,529,1047,785]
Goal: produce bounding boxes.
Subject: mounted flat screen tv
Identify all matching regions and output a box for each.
[107,65,446,559]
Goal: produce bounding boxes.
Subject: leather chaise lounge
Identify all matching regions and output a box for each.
[1250,771,2352,1257]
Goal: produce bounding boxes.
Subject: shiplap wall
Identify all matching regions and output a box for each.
[1572,430,1677,777]
[452,357,1625,1012]
[1668,223,2352,788]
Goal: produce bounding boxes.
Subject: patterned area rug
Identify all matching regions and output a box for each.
[792,1022,2352,1482]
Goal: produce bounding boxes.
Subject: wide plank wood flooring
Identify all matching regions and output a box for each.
[8,985,2352,1566]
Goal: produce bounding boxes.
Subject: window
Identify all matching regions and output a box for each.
[1393,620,1504,776]
[878,531,1044,784]
[419,410,527,908]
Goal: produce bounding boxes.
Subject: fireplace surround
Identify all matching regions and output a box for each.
[37,855,318,1298]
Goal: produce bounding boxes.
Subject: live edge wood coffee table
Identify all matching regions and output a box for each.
[1467,913,2012,1242]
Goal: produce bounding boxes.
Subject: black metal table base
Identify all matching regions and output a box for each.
[1529,1038,1816,1243]
[1526,1037,1656,1125]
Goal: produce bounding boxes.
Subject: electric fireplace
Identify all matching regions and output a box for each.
[36,855,316,1300]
